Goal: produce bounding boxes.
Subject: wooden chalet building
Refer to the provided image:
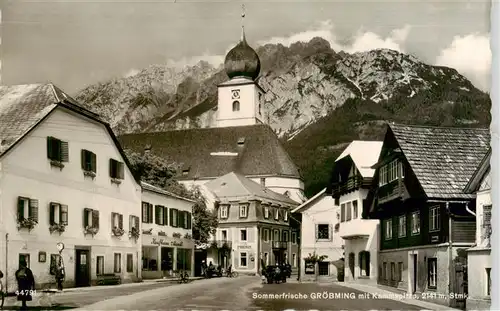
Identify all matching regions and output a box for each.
[368,123,490,309]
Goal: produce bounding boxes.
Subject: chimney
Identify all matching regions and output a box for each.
[260,177,266,189]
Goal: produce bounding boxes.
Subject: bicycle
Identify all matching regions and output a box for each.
[176,270,190,284]
[224,265,238,278]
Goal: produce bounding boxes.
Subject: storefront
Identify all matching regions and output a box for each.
[141,234,194,279]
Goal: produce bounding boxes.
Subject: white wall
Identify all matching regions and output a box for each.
[0,107,142,291]
[300,195,344,278]
[216,81,264,127]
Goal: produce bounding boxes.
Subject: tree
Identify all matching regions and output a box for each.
[124,149,218,246]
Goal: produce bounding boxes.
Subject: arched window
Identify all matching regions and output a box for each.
[232,100,240,111]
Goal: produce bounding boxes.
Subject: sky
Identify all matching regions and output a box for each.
[0,0,492,94]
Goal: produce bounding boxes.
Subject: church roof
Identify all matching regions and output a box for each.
[118,124,301,180]
[204,172,298,207]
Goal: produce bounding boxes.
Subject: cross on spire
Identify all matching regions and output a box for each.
[241,4,246,42]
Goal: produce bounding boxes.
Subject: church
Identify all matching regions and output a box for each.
[119,20,304,276]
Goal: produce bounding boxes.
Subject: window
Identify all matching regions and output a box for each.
[240,229,247,241]
[379,165,387,186]
[482,205,492,241]
[83,208,99,229]
[109,158,125,179]
[316,224,330,240]
[183,211,192,230]
[142,202,154,224]
[239,204,248,218]
[126,254,133,273]
[284,211,288,222]
[282,230,289,242]
[81,149,97,172]
[111,212,123,229]
[220,205,228,219]
[129,215,139,231]
[273,229,279,241]
[341,204,346,222]
[262,229,269,242]
[391,262,396,281]
[411,212,420,235]
[17,197,39,222]
[427,258,437,289]
[346,202,352,221]
[170,209,178,227]
[383,262,387,280]
[264,252,269,265]
[46,136,69,162]
[486,268,491,296]
[318,262,329,276]
[292,253,296,267]
[49,202,68,226]
[385,219,393,240]
[353,201,358,219]
[274,208,279,220]
[155,205,165,225]
[291,232,297,244]
[232,101,240,111]
[429,206,440,232]
[114,253,121,273]
[96,256,104,275]
[240,252,247,267]
[263,205,269,219]
[398,262,403,282]
[398,215,406,237]
[388,160,397,182]
[19,254,30,268]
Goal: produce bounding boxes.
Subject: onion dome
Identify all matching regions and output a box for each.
[224,29,261,81]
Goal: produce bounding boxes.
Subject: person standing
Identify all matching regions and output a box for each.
[55,255,65,291]
[15,259,35,310]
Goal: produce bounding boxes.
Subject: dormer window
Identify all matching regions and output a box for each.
[232,101,240,112]
[239,204,248,218]
[220,205,228,219]
[263,205,269,219]
[275,208,279,220]
[284,211,288,222]
[237,137,246,145]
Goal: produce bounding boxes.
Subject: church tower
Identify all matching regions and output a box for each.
[216,6,266,128]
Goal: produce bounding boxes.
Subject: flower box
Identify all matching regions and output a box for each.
[172,232,182,238]
[142,228,153,235]
[184,233,192,239]
[17,218,38,231]
[49,224,66,234]
[112,227,125,237]
[158,231,167,237]
[129,227,140,239]
[84,226,99,236]
[83,170,96,179]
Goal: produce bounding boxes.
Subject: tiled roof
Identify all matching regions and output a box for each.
[204,172,299,207]
[336,140,383,178]
[0,83,101,156]
[118,124,301,180]
[388,123,490,199]
[140,182,196,203]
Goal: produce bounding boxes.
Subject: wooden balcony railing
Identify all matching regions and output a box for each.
[331,176,363,198]
[378,177,405,205]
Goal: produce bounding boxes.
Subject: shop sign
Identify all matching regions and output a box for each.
[238,245,252,249]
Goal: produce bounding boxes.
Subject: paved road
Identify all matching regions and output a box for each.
[71,277,426,311]
[2,282,177,310]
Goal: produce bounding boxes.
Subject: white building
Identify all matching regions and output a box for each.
[140,182,196,279]
[464,149,491,310]
[330,141,383,284]
[292,188,344,282]
[0,84,142,292]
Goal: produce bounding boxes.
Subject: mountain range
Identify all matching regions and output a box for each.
[75,37,491,197]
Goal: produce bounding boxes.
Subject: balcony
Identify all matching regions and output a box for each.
[210,240,232,249]
[378,177,407,205]
[339,218,378,240]
[331,176,366,198]
[272,241,288,249]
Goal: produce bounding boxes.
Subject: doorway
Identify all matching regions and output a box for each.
[348,253,355,279]
[161,247,174,276]
[412,254,417,293]
[75,248,91,287]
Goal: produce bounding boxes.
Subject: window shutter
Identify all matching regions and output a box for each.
[315,224,318,240]
[483,205,492,226]
[163,207,168,226]
[118,162,125,179]
[178,211,184,229]
[187,212,192,229]
[169,208,174,226]
[119,214,123,229]
[47,137,53,159]
[60,205,68,225]
[135,216,139,230]
[148,204,153,224]
[83,208,89,227]
[155,205,160,224]
[141,203,147,223]
[111,212,116,228]
[109,159,115,177]
[92,210,99,228]
[60,141,69,162]
[328,224,333,241]
[17,197,25,220]
[81,150,86,170]
[28,199,38,222]
[91,152,97,173]
[49,203,55,225]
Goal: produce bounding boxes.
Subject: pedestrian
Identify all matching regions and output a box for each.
[15,259,35,310]
[55,255,65,291]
